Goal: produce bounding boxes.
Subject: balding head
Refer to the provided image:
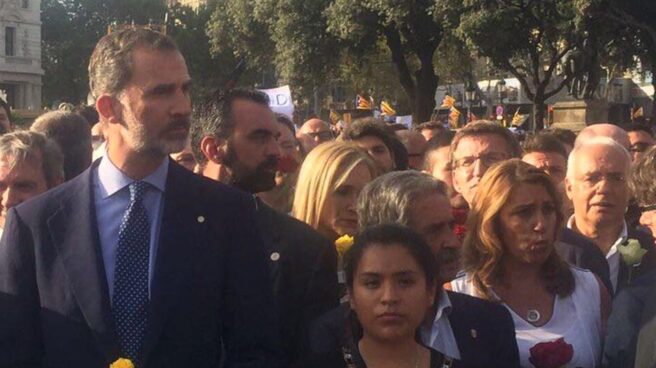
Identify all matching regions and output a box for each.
[395,130,427,170]
[297,118,333,153]
[575,123,630,150]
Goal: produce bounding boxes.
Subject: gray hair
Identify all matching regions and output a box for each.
[88,28,178,98]
[566,136,631,181]
[0,131,64,187]
[31,111,92,180]
[357,171,447,231]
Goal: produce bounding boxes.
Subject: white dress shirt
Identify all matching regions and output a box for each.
[419,289,461,359]
[567,215,628,292]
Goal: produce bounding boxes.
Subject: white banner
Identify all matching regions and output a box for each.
[258,85,294,120]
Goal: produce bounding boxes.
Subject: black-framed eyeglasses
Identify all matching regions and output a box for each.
[639,204,656,212]
[304,131,334,141]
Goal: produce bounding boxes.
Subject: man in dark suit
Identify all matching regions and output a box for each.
[0,29,279,367]
[191,89,339,366]
[347,171,518,367]
[565,136,655,295]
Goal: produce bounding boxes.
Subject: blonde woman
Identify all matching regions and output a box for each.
[293,141,379,242]
[449,159,610,368]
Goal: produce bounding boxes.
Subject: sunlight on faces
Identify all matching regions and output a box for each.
[452,134,511,205]
[640,210,656,238]
[349,244,435,343]
[354,135,395,173]
[498,183,558,266]
[522,151,567,187]
[0,154,48,226]
[566,144,630,229]
[319,162,373,239]
[407,193,461,282]
[426,146,466,208]
[114,48,191,156]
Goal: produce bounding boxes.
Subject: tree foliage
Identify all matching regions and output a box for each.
[459,0,590,129]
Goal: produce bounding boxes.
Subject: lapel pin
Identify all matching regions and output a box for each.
[470,329,478,338]
[270,252,280,261]
[197,216,205,223]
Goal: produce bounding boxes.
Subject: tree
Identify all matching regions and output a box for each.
[459,0,590,130]
[582,0,656,116]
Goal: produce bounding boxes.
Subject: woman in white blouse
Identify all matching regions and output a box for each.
[449,159,610,368]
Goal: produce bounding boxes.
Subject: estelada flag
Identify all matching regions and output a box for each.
[356,95,372,110]
[380,100,396,116]
[441,95,456,108]
[449,107,461,128]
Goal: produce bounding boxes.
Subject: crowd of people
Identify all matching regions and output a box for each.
[0,27,655,368]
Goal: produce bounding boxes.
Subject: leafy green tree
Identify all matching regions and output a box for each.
[459,0,590,130]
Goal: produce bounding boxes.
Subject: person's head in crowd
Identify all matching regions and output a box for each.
[191,88,281,194]
[565,136,631,240]
[91,123,105,150]
[169,139,197,172]
[0,131,64,227]
[74,105,99,127]
[450,120,521,206]
[395,130,427,170]
[344,224,437,360]
[416,121,444,141]
[89,28,191,173]
[386,123,408,132]
[575,123,631,150]
[30,111,92,181]
[0,98,12,135]
[423,130,467,209]
[341,117,397,172]
[293,141,379,240]
[522,133,568,189]
[462,159,571,300]
[258,114,302,213]
[546,128,576,156]
[623,123,655,163]
[357,171,460,281]
[630,146,656,238]
[297,118,333,153]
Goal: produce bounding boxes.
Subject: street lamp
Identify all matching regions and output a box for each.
[497,78,507,122]
[465,82,477,123]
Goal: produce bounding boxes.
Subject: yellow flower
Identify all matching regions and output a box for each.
[335,234,354,258]
[618,239,647,267]
[110,358,134,368]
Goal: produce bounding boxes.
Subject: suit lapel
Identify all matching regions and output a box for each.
[255,199,282,294]
[47,164,121,360]
[140,163,197,364]
[618,229,656,292]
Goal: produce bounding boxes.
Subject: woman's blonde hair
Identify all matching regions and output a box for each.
[292,141,378,237]
[463,159,573,300]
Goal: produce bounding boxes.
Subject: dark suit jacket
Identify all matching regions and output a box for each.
[557,227,612,293]
[0,161,280,368]
[603,271,656,368]
[617,228,656,294]
[307,291,520,368]
[255,199,339,366]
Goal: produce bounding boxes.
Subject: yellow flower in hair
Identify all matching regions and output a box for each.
[335,235,354,258]
[110,358,134,368]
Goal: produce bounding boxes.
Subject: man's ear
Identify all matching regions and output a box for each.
[95,94,121,125]
[565,176,574,200]
[200,135,227,164]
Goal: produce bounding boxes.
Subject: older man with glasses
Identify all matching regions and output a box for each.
[297,118,334,154]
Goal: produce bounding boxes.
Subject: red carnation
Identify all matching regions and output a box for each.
[276,155,299,173]
[454,225,467,241]
[528,338,574,368]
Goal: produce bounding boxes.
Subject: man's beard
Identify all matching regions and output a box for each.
[224,143,278,194]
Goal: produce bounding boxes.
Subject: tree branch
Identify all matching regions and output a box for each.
[383,24,416,101]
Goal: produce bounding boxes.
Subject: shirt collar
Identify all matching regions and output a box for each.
[431,288,453,323]
[567,215,628,255]
[97,156,169,199]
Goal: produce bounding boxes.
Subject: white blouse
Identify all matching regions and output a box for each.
[451,267,602,368]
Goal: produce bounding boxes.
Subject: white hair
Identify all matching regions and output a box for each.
[566,136,631,181]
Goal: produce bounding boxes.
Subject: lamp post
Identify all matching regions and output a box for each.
[465,81,477,123]
[497,78,507,123]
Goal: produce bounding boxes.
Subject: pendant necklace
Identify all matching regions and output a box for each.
[526,309,541,323]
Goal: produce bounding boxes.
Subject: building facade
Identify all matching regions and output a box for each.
[0,0,41,112]
[167,0,207,9]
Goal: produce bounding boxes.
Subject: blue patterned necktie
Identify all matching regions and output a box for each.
[113,181,151,363]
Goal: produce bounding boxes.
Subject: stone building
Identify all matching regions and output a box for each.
[166,0,207,10]
[0,0,41,112]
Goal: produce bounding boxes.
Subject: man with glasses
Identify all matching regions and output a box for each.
[450,121,521,206]
[565,136,655,294]
[624,123,655,164]
[297,118,334,154]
